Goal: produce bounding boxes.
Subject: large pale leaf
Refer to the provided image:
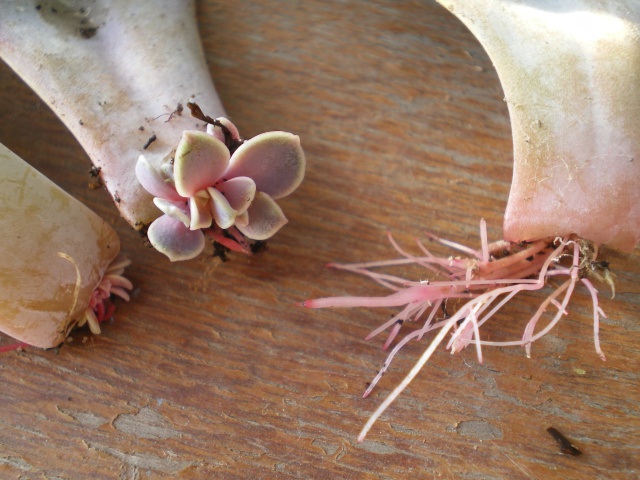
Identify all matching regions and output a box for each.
[225,132,305,199]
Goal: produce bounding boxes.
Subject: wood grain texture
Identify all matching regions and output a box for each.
[1,1,638,478]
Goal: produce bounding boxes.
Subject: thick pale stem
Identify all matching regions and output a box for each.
[437,0,640,251]
[0,0,225,229]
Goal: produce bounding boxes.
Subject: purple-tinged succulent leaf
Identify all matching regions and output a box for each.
[236,192,288,240]
[217,176,257,215]
[136,155,183,202]
[152,198,190,227]
[207,187,237,230]
[207,117,241,143]
[235,211,250,228]
[147,214,205,262]
[174,131,230,197]
[226,132,305,199]
[189,192,214,230]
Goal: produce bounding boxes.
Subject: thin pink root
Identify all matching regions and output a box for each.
[302,221,608,441]
[0,341,29,353]
[205,227,252,255]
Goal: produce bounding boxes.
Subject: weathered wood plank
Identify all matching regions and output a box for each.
[1,1,638,478]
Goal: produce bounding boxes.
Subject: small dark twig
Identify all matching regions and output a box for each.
[186,101,244,153]
[143,134,157,150]
[546,427,582,456]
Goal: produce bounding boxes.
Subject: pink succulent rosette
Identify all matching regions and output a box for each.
[136,118,305,261]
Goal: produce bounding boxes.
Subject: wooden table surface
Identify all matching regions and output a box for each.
[1,1,638,478]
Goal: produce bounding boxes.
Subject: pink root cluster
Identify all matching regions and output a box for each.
[302,220,608,441]
[79,255,133,335]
